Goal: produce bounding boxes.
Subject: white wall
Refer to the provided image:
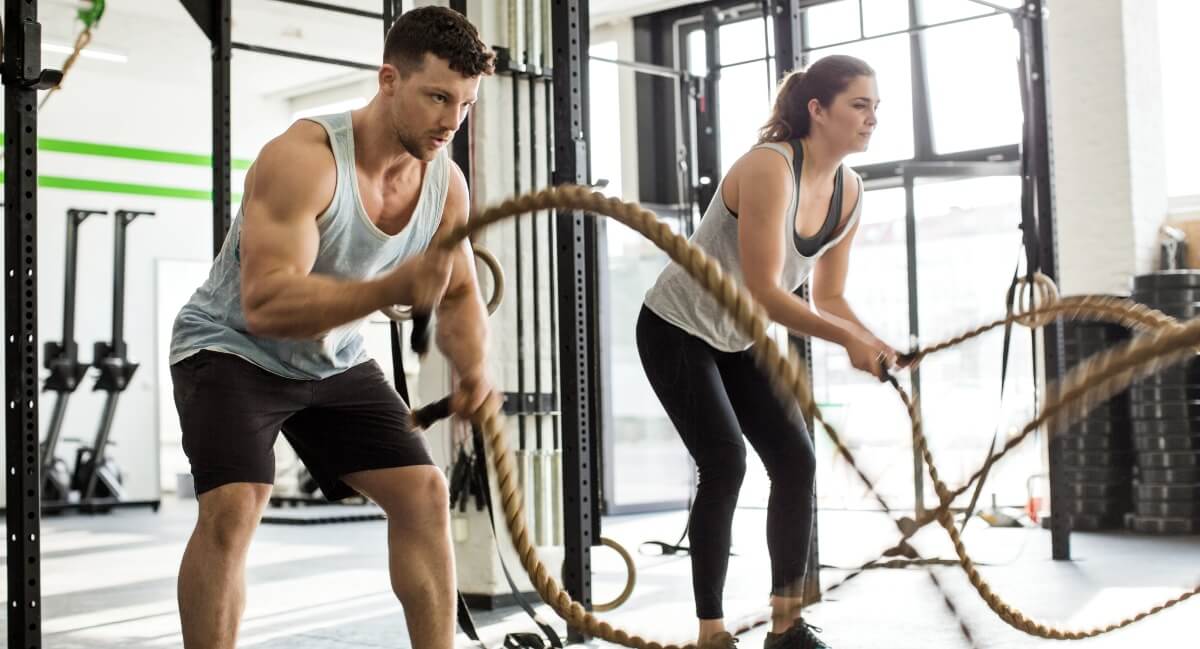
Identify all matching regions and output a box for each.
[1048,0,1168,296]
[1,1,296,506]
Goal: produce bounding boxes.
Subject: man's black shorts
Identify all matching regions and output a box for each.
[170,350,434,499]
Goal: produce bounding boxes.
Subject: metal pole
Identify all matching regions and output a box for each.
[5,0,58,643]
[231,42,377,71]
[1023,0,1068,561]
[552,0,594,635]
[214,0,233,254]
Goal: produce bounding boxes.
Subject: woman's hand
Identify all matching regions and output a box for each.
[843,334,897,379]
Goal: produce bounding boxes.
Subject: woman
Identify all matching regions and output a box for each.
[638,55,904,649]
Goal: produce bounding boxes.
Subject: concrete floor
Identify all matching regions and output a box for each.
[3,497,1199,649]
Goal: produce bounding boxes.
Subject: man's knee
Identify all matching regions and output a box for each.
[395,469,450,525]
[352,466,450,526]
[194,483,271,552]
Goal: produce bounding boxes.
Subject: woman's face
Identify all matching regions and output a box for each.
[811,74,879,153]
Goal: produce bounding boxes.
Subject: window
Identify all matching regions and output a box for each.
[913,175,1035,506]
[920,0,1022,23]
[717,58,775,175]
[923,13,1022,153]
[805,187,914,510]
[718,16,771,66]
[589,41,624,197]
[1158,0,1200,200]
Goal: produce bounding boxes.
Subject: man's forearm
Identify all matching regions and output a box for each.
[244,272,391,339]
[435,288,489,379]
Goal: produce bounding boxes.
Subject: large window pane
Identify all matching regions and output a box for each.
[862,0,910,36]
[913,176,1038,507]
[821,34,916,165]
[717,59,775,176]
[588,41,623,197]
[805,187,914,510]
[719,17,769,66]
[805,0,861,49]
[924,14,1022,153]
[607,218,694,508]
[687,28,707,76]
[806,0,909,47]
[920,0,1021,24]
[1159,0,1200,199]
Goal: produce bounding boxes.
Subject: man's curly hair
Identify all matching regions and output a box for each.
[384,7,495,78]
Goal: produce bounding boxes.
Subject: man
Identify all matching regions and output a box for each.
[168,8,495,648]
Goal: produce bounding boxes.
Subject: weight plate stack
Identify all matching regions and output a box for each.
[1059,320,1134,529]
[1129,271,1200,534]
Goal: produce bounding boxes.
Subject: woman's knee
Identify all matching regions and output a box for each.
[698,445,747,494]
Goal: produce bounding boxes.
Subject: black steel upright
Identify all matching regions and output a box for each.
[696,7,722,213]
[551,0,595,636]
[383,0,404,32]
[1020,0,1067,560]
[183,0,234,251]
[449,0,472,184]
[5,1,61,645]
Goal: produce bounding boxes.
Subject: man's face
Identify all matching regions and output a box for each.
[384,53,481,161]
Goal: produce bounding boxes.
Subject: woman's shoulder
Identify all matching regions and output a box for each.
[731,144,793,186]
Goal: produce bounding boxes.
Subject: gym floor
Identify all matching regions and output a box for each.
[4,498,1197,648]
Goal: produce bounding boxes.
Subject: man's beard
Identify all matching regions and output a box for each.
[392,118,435,161]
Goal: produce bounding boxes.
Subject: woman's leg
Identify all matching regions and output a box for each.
[636,307,747,642]
[717,349,818,633]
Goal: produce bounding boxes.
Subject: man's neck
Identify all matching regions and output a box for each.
[352,98,423,178]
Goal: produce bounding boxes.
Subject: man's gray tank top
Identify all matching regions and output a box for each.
[169,111,449,379]
[643,140,863,352]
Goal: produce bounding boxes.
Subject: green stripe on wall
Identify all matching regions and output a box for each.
[0,172,242,203]
[1,133,254,169]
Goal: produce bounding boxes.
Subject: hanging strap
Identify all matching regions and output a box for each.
[959,255,1021,531]
[472,425,564,648]
[390,320,410,405]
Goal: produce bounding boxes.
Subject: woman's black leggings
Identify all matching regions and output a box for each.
[636,305,817,620]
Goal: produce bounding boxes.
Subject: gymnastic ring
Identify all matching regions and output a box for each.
[473,244,505,315]
[1011,271,1059,328]
[379,244,505,321]
[591,537,637,613]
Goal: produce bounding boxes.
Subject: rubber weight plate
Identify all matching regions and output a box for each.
[1137,467,1200,483]
[1063,434,1132,452]
[1067,513,1127,531]
[1064,466,1130,483]
[1145,303,1200,319]
[1134,483,1200,501]
[1067,482,1132,500]
[1130,400,1200,420]
[1133,271,1200,291]
[1137,451,1200,469]
[1133,434,1200,453]
[1132,419,1200,437]
[1132,364,1200,386]
[1130,515,1200,534]
[1129,384,1200,403]
[1131,288,1200,305]
[1134,501,1200,518]
[1064,450,1134,467]
[1063,499,1129,516]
